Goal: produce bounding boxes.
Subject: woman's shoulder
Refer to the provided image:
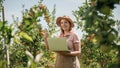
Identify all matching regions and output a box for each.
[70,32,80,39]
[70,32,78,36]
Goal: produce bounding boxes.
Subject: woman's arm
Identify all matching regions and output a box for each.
[57,42,81,56]
[44,38,49,50]
[41,29,49,50]
[68,42,81,56]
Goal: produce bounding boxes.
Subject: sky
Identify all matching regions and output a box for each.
[3,0,85,23]
[2,0,120,38]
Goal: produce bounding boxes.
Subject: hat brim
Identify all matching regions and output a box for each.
[56,17,74,28]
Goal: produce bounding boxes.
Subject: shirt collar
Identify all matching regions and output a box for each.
[60,31,73,37]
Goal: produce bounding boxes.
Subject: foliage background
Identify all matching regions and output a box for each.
[0,0,120,68]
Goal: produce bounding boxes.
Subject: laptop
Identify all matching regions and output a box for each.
[47,37,70,51]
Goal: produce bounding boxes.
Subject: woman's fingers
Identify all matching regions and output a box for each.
[40,29,49,39]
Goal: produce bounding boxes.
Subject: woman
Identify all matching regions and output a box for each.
[43,15,81,68]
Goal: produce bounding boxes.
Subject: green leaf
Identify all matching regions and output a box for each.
[20,31,33,42]
[0,21,3,29]
[99,6,111,15]
[107,33,116,42]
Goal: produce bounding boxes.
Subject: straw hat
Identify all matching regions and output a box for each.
[56,15,74,28]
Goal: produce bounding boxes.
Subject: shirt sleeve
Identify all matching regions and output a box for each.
[73,33,80,44]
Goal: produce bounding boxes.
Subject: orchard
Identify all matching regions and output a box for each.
[0,0,120,68]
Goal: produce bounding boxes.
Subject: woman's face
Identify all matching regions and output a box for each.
[60,19,70,31]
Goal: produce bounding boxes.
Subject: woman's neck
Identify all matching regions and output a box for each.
[64,30,70,35]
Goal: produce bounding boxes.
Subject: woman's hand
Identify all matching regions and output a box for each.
[40,28,49,50]
[55,51,71,56]
[56,51,80,56]
[41,29,49,40]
